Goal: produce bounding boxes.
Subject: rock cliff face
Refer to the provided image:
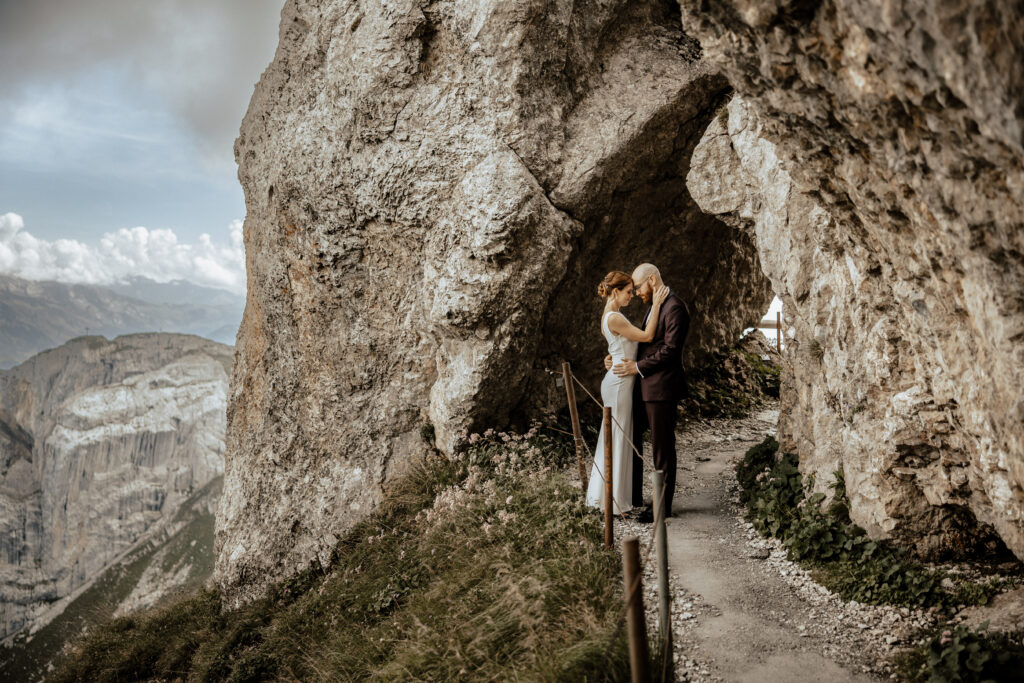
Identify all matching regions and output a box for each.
[683,1,1024,559]
[0,334,230,640]
[219,0,773,605]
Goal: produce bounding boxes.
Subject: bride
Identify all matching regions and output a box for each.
[586,271,669,514]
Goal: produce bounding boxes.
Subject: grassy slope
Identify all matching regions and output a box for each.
[49,431,634,682]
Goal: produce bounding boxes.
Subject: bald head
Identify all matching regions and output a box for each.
[630,263,664,304]
[631,263,662,285]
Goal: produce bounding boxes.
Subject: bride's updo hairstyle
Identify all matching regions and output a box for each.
[597,270,632,298]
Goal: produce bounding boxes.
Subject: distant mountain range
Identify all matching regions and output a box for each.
[0,274,244,367]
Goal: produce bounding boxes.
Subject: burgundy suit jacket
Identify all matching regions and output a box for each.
[636,292,690,402]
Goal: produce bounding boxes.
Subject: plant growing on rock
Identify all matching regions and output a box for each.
[681,332,782,418]
[737,438,1013,609]
[893,621,1024,683]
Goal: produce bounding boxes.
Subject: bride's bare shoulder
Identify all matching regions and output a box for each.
[605,311,630,333]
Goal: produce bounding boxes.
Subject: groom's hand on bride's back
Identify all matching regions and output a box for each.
[604,354,613,370]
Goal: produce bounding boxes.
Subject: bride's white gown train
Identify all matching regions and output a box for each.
[586,311,637,514]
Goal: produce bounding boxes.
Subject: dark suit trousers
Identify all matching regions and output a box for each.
[631,397,678,515]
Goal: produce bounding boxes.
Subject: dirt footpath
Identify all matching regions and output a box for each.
[655,406,890,682]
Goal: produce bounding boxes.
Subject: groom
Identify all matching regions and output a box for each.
[607,263,689,522]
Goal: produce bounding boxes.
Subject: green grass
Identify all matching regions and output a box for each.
[50,427,636,682]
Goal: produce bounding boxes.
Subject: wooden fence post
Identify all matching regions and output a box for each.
[562,362,588,489]
[623,536,651,683]
[652,470,672,681]
[603,406,613,549]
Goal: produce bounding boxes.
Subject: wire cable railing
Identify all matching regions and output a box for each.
[558,362,675,681]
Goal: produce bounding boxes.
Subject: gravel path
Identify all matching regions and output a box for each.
[605,403,1023,681]
[615,404,938,682]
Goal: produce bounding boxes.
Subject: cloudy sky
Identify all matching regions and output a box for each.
[0,0,283,294]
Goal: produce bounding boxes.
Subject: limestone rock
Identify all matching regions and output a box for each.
[217,0,773,605]
[683,1,1024,559]
[957,587,1024,634]
[0,333,230,640]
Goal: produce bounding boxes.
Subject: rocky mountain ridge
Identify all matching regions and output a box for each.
[0,333,230,643]
[0,274,244,367]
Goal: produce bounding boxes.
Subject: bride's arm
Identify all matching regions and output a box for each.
[607,286,670,342]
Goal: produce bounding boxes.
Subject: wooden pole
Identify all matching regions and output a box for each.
[653,470,672,681]
[562,362,588,489]
[603,406,613,549]
[776,311,782,351]
[623,536,651,683]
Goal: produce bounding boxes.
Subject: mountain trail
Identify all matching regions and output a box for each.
[623,405,911,682]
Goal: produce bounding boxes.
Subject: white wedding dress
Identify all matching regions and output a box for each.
[586,311,638,514]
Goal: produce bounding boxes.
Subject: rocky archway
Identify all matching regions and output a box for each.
[217,0,773,606]
[216,0,1023,606]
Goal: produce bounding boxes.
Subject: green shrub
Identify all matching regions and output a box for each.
[894,622,1024,683]
[681,336,782,419]
[737,438,1011,609]
[735,435,778,503]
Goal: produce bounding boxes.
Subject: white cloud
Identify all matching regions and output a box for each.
[0,212,245,294]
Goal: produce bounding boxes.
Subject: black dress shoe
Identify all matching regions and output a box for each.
[637,506,654,524]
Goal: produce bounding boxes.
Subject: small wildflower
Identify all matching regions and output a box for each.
[506,495,513,505]
[497,509,517,524]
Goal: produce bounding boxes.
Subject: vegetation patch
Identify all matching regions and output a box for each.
[51,427,634,682]
[681,331,781,419]
[892,622,1024,683]
[737,438,1016,610]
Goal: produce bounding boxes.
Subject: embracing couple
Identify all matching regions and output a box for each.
[584,263,690,524]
